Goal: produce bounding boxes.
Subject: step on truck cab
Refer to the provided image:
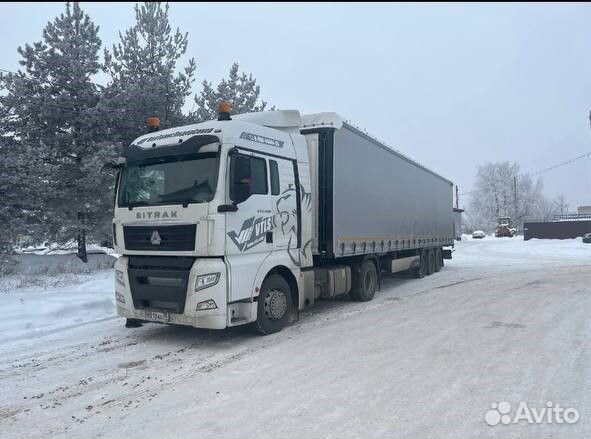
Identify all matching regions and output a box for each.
[113,103,455,334]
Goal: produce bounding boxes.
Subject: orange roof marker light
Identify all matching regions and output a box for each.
[218,101,233,121]
[146,116,160,132]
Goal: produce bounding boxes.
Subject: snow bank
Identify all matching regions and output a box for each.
[453,236,591,267]
[0,270,115,344]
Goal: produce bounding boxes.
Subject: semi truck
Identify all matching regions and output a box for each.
[112,104,455,334]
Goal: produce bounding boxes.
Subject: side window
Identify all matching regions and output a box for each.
[269,160,280,195]
[250,156,268,195]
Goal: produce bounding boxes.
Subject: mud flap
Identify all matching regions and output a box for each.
[442,249,453,260]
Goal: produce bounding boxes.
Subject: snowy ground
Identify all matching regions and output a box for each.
[0,237,589,438]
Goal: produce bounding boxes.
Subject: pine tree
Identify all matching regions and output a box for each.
[0,2,115,253]
[192,62,271,122]
[102,2,196,145]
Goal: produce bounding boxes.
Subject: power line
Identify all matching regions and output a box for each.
[531,151,591,176]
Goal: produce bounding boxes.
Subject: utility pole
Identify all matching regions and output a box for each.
[513,175,518,228]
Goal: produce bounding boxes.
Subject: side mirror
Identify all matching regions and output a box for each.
[229,154,252,204]
[101,157,126,173]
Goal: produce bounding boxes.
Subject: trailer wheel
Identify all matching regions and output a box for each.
[434,248,442,272]
[255,274,292,335]
[412,250,427,278]
[426,249,435,275]
[350,260,378,302]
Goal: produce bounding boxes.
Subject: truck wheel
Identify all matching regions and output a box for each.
[350,260,378,302]
[412,250,427,278]
[255,274,292,335]
[434,248,442,272]
[426,249,435,275]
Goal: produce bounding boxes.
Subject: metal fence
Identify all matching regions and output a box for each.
[523,220,591,241]
[552,213,591,222]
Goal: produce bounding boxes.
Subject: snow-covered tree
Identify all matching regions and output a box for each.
[0,2,115,253]
[192,62,271,122]
[102,2,196,145]
[469,162,549,231]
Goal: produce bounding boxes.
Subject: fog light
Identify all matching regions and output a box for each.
[195,273,220,291]
[196,299,217,311]
[115,269,125,287]
[116,292,126,304]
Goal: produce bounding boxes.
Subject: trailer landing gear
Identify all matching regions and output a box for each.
[427,249,436,275]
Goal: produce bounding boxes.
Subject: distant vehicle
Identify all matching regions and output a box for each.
[583,233,591,244]
[495,216,516,238]
[472,230,486,239]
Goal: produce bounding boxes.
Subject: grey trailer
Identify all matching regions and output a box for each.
[303,123,455,261]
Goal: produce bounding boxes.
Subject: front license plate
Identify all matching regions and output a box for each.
[145,310,170,322]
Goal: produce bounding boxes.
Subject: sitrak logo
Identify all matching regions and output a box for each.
[228,216,274,251]
[150,230,162,245]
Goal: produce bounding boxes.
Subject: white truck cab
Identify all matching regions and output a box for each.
[113,107,328,333]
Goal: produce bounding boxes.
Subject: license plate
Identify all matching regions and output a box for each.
[145,310,170,322]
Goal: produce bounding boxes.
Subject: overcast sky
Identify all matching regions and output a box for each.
[1,2,590,209]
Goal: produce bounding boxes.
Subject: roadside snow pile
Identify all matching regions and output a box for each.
[0,253,117,293]
[0,270,115,344]
[453,236,591,267]
[16,241,117,256]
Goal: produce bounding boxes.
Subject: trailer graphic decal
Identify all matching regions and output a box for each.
[228,216,274,252]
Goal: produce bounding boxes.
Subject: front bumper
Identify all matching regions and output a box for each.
[114,256,227,329]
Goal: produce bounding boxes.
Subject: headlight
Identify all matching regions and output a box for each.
[116,292,126,304]
[196,299,217,311]
[115,269,125,286]
[195,273,220,291]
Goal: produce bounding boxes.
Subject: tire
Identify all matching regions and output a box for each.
[350,260,378,302]
[255,274,292,335]
[426,249,435,275]
[412,250,427,279]
[434,248,442,272]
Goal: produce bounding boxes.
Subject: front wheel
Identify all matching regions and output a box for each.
[255,274,292,335]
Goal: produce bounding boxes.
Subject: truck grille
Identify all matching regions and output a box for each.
[128,256,194,313]
[123,224,196,251]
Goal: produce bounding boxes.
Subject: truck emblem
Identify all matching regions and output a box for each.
[151,230,162,245]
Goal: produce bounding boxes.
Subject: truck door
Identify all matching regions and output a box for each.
[226,151,274,256]
[225,150,275,302]
[268,158,298,253]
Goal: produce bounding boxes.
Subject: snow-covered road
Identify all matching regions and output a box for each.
[1,237,590,438]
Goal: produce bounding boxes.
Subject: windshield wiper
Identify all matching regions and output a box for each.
[126,201,150,211]
[158,180,213,205]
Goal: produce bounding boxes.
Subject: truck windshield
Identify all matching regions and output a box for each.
[118,152,220,207]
